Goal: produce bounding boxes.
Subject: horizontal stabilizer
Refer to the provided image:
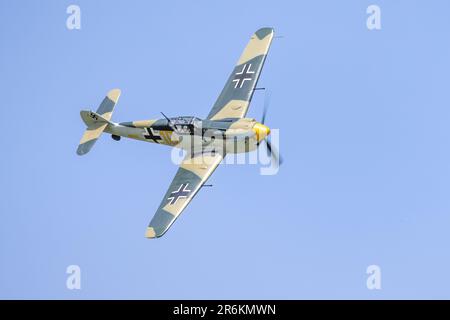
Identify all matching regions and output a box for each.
[76,123,108,156]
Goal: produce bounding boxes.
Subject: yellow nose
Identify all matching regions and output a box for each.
[253,123,271,142]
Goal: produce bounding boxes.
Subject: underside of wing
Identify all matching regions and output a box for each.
[145,152,224,238]
[207,27,274,120]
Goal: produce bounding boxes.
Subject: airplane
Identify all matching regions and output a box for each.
[76,27,281,238]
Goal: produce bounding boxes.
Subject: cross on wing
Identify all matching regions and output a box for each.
[145,152,224,238]
[207,27,274,120]
[167,183,191,205]
[232,63,255,88]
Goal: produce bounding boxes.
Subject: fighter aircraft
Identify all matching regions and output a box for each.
[77,27,280,238]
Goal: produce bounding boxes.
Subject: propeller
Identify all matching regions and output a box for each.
[259,90,283,166]
[261,90,271,125]
[265,135,282,166]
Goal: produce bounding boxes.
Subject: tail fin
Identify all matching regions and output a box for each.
[76,89,121,156]
[94,88,121,121]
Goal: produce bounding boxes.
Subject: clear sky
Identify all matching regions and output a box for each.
[1,0,450,299]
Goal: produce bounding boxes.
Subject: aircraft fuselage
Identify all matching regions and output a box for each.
[104,117,270,154]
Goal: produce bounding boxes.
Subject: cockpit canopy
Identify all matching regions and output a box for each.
[169,116,202,131]
[169,116,201,126]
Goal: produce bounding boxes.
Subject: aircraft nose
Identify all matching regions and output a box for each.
[253,123,271,142]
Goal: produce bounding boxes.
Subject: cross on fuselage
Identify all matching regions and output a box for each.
[167,183,191,205]
[144,127,162,143]
[232,63,255,88]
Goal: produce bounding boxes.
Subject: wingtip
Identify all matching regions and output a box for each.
[145,227,157,239]
[255,27,274,40]
[107,88,121,103]
[76,144,88,156]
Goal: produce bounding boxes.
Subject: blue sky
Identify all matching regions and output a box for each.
[1,0,450,299]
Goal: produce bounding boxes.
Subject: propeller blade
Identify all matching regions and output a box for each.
[261,89,271,125]
[258,89,282,166]
[265,138,283,166]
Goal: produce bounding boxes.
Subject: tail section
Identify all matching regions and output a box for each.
[76,89,121,156]
[80,110,112,127]
[76,122,108,155]
[95,88,121,121]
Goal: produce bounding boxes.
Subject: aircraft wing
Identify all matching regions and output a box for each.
[145,152,224,238]
[207,27,274,120]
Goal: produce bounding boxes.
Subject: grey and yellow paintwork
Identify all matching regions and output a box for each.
[76,89,121,155]
[208,27,274,120]
[77,28,274,238]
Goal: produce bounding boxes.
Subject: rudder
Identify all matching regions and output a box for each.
[96,88,121,121]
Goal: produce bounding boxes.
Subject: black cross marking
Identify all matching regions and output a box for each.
[232,63,255,88]
[144,127,162,143]
[167,183,191,205]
